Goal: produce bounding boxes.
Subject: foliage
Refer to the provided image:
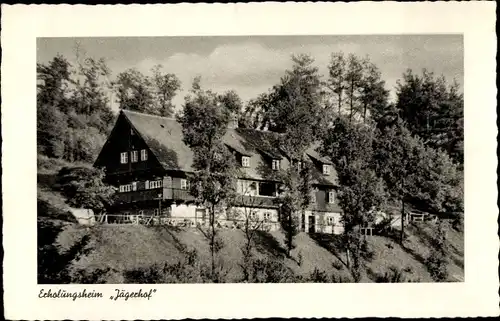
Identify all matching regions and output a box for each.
[37,54,115,163]
[177,79,239,281]
[250,258,296,283]
[325,52,390,123]
[375,265,416,283]
[425,221,449,281]
[56,166,116,213]
[321,115,387,271]
[395,69,464,165]
[244,54,326,138]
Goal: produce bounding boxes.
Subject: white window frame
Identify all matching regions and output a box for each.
[328,191,335,204]
[120,184,132,193]
[180,179,188,190]
[150,180,162,189]
[327,216,335,225]
[264,212,271,221]
[120,152,128,164]
[323,164,330,175]
[153,209,159,215]
[145,180,150,189]
[132,182,137,191]
[131,150,138,163]
[242,156,250,168]
[249,211,257,221]
[297,161,303,171]
[272,159,280,171]
[141,149,148,161]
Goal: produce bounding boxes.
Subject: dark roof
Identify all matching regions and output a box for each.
[121,110,338,186]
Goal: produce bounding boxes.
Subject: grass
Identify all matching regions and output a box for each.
[36,155,464,283]
[39,218,463,283]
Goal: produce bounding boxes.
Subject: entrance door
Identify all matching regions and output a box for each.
[308,215,316,233]
[301,214,306,232]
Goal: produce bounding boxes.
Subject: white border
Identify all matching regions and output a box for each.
[2,2,498,319]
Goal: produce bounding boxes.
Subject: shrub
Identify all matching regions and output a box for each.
[452,213,463,232]
[426,221,449,281]
[250,258,296,283]
[332,259,344,270]
[375,266,407,283]
[308,268,329,283]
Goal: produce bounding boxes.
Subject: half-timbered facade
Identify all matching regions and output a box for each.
[94,109,344,234]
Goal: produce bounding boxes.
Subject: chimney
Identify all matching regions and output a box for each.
[228,113,239,129]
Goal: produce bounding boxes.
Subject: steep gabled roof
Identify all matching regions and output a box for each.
[120,109,338,186]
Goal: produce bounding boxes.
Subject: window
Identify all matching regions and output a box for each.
[120,152,128,164]
[327,216,335,225]
[132,182,137,191]
[297,161,303,171]
[264,212,271,221]
[249,211,257,220]
[145,180,150,189]
[131,150,138,163]
[258,182,276,197]
[138,210,144,216]
[272,159,280,171]
[180,179,188,190]
[140,149,148,161]
[322,164,330,175]
[153,209,159,215]
[328,191,335,204]
[119,184,132,193]
[311,191,317,203]
[150,180,162,189]
[242,156,250,168]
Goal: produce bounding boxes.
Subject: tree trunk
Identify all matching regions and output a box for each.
[349,81,354,122]
[210,205,216,281]
[400,198,405,245]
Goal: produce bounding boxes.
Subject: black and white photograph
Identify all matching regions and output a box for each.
[2,3,497,320]
[36,35,465,284]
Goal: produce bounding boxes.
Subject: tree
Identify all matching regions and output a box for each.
[321,116,387,276]
[395,69,464,165]
[114,68,154,113]
[245,54,326,136]
[344,54,364,122]
[326,52,347,115]
[426,220,449,281]
[37,55,72,158]
[373,119,425,244]
[177,79,239,281]
[150,64,181,117]
[56,166,116,214]
[232,185,266,281]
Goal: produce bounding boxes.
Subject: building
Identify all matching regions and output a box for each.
[94,109,344,234]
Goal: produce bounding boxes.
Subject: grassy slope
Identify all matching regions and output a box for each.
[49,221,462,283]
[37,155,464,283]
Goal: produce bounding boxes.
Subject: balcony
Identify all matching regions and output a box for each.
[114,188,195,204]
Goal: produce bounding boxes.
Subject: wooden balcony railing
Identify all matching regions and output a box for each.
[114,188,195,204]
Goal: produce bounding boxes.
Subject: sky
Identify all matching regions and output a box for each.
[37,35,463,112]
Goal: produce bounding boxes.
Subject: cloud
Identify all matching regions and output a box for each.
[123,37,463,111]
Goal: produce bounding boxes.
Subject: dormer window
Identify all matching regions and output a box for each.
[272,159,280,171]
[242,156,250,168]
[322,164,330,175]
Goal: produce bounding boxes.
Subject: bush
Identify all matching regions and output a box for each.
[308,268,329,283]
[426,253,448,281]
[375,266,407,283]
[332,259,344,270]
[452,213,463,232]
[250,258,296,283]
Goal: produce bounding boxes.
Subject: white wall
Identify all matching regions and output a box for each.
[304,211,344,235]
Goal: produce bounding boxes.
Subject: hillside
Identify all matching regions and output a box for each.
[37,155,463,283]
[39,216,463,283]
